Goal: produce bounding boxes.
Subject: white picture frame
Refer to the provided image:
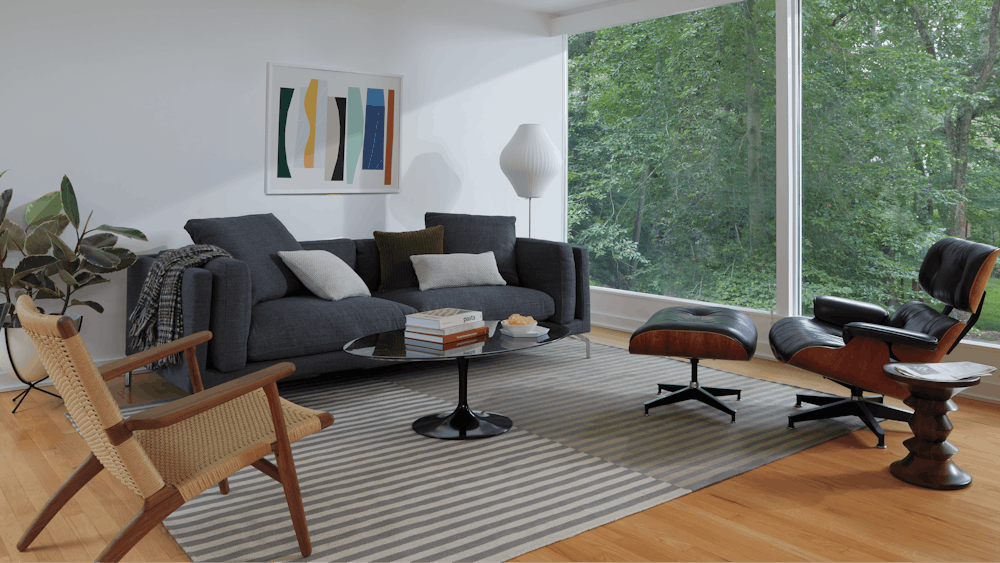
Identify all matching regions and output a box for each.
[265,63,401,194]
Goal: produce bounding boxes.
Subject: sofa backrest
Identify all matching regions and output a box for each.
[354,239,382,293]
[299,239,358,269]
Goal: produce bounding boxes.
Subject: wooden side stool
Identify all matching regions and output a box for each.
[630,306,758,422]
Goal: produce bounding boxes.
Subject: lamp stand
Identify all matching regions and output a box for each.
[528,197,532,239]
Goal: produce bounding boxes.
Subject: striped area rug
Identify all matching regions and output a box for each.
[116,340,863,562]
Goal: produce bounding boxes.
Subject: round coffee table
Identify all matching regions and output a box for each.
[344,321,569,440]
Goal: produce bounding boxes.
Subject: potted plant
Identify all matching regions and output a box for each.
[1,172,147,411]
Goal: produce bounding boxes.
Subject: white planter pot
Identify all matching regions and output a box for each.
[2,314,84,413]
[0,326,47,383]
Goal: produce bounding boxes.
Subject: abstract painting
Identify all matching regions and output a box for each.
[266,63,401,194]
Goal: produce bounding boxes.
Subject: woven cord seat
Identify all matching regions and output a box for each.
[13,295,334,562]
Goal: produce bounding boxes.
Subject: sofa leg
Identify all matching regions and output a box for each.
[571,334,591,359]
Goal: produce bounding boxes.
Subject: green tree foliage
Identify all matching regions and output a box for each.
[569,0,1000,322]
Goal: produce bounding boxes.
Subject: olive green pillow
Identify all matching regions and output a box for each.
[373,225,444,291]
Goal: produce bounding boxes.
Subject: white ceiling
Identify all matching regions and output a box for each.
[471,0,638,17]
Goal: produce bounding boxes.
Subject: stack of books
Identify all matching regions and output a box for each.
[404,307,488,356]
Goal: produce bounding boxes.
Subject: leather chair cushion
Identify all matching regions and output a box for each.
[920,237,999,312]
[629,306,757,360]
[768,316,844,363]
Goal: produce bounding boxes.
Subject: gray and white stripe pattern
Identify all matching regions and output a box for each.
[114,340,861,562]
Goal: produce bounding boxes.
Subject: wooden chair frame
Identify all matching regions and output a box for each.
[16,323,333,562]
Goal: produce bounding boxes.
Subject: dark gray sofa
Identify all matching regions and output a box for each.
[126,213,590,392]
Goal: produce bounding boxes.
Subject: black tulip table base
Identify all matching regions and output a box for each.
[411,356,513,440]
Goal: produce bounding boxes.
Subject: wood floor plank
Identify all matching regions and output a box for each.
[4,327,999,562]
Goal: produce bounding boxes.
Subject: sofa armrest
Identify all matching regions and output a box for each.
[127,254,212,381]
[202,257,252,372]
[515,238,577,325]
[572,245,591,331]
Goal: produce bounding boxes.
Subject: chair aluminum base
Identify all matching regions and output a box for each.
[644,358,741,423]
[788,382,912,448]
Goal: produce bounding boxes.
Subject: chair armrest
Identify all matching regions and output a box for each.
[843,322,938,350]
[813,295,889,327]
[99,331,213,381]
[515,238,576,325]
[124,361,296,431]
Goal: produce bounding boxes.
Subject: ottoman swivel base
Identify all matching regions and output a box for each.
[644,358,740,422]
[631,306,758,424]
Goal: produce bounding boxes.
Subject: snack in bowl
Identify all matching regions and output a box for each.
[501,314,537,334]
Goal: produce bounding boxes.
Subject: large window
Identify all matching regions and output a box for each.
[569,0,1000,345]
[567,0,777,310]
[802,0,1000,343]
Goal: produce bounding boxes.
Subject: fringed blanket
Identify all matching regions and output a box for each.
[127,244,232,368]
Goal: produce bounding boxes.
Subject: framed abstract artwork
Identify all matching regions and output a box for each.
[265,63,401,194]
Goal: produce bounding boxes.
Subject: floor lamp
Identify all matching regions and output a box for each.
[498,124,589,358]
[499,124,561,238]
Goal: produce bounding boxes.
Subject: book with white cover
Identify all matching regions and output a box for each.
[405,308,483,329]
[890,361,995,382]
[404,320,486,338]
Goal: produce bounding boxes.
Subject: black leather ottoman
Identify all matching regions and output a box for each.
[630,306,758,422]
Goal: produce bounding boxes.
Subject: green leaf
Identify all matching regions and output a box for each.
[1,218,25,250]
[46,231,79,265]
[0,188,12,226]
[70,299,104,314]
[24,191,63,226]
[78,244,120,268]
[86,247,136,273]
[60,176,80,229]
[95,225,147,241]
[12,255,57,278]
[81,232,118,248]
[58,269,78,286]
[74,273,107,289]
[0,232,8,264]
[33,288,63,300]
[23,224,53,256]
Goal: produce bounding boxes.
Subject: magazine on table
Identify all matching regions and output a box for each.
[405,308,483,329]
[891,361,995,381]
[403,319,486,336]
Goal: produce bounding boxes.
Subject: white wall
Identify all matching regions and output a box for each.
[0,0,566,388]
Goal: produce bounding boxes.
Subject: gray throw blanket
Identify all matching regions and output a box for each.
[127,244,232,368]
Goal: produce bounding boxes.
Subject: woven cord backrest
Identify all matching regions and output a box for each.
[15,296,165,499]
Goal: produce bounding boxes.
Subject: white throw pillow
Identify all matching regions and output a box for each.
[410,251,507,291]
[277,250,371,301]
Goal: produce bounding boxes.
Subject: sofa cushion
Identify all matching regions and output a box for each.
[377,285,555,322]
[185,213,303,305]
[373,225,444,291]
[278,250,371,301]
[410,252,506,291]
[425,212,518,286]
[246,296,417,362]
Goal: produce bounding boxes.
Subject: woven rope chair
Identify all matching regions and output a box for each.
[14,295,334,562]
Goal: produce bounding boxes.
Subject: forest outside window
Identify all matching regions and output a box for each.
[567,0,778,311]
[568,0,1000,346]
[801,0,1000,344]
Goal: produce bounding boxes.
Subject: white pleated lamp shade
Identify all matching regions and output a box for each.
[499,124,561,199]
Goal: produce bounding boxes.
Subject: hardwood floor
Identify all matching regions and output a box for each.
[1,329,998,562]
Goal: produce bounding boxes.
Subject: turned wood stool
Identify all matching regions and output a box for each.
[884,363,986,490]
[630,306,758,422]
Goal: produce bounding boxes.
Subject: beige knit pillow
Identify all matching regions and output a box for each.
[409,252,507,291]
[278,250,371,301]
